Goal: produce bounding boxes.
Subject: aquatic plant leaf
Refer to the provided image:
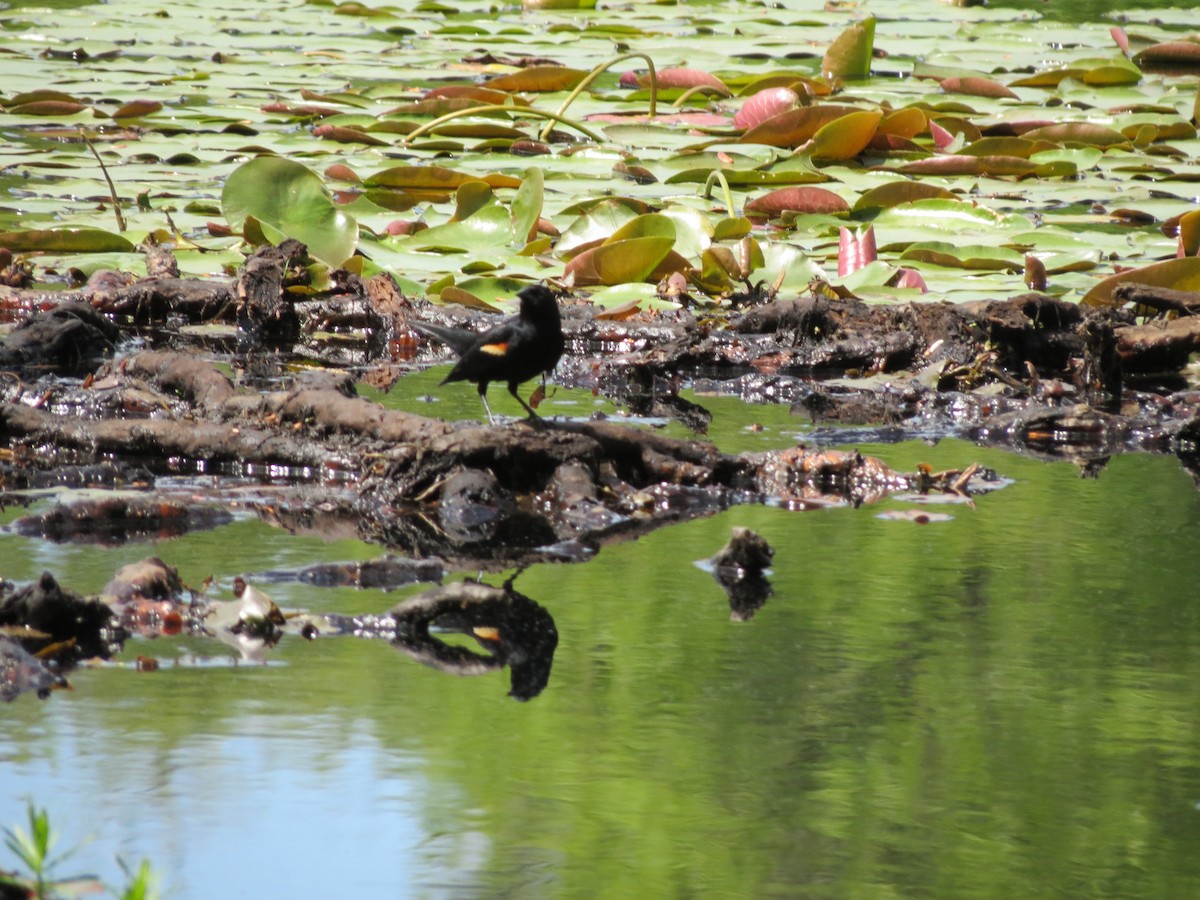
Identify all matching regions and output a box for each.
[877,107,926,139]
[556,200,640,258]
[0,227,135,253]
[900,241,1024,271]
[484,66,588,93]
[523,0,599,8]
[852,182,957,213]
[746,187,849,218]
[738,105,859,148]
[1134,41,1200,67]
[510,166,544,245]
[636,68,730,94]
[604,213,678,252]
[807,110,882,161]
[1020,123,1130,147]
[939,76,1019,100]
[7,100,90,116]
[112,99,163,119]
[565,236,675,286]
[894,155,1036,177]
[401,204,515,252]
[1081,257,1200,307]
[822,17,875,81]
[733,88,800,130]
[1178,210,1200,258]
[222,158,358,267]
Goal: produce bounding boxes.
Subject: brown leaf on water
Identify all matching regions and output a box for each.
[312,124,391,146]
[1020,122,1130,147]
[745,186,849,217]
[1134,40,1200,67]
[877,106,926,139]
[594,300,644,321]
[1024,254,1047,292]
[324,163,360,183]
[112,99,163,119]
[8,100,89,116]
[895,155,1036,177]
[485,66,588,93]
[424,85,513,105]
[738,105,858,148]
[940,76,1019,100]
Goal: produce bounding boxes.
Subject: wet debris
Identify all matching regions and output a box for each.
[1,636,67,702]
[12,496,234,544]
[296,555,444,589]
[102,557,207,637]
[0,301,120,376]
[228,577,287,643]
[703,527,775,621]
[0,572,120,662]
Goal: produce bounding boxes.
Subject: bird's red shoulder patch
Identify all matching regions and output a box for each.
[480,342,508,356]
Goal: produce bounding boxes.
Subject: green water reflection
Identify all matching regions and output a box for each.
[4,442,1200,896]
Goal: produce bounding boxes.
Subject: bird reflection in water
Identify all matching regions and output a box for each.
[389,576,557,701]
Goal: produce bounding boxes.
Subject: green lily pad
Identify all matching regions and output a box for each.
[0,227,135,253]
[222,157,358,267]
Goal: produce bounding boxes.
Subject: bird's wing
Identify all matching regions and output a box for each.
[411,320,480,356]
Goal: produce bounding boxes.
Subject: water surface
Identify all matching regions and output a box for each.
[5,434,1200,897]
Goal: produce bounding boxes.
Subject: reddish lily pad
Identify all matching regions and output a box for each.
[745,187,848,218]
[7,100,89,116]
[112,99,163,119]
[894,155,1037,177]
[424,86,514,105]
[734,88,800,131]
[1133,41,1200,67]
[739,105,859,148]
[939,76,1019,100]
[1020,123,1129,147]
[636,67,730,94]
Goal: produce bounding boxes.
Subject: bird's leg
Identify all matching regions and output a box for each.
[479,388,497,425]
[509,383,542,421]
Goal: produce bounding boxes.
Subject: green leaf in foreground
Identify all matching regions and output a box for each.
[222,157,358,267]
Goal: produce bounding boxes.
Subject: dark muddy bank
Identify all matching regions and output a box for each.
[0,242,1017,567]
[4,242,1198,700]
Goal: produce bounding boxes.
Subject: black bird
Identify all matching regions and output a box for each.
[413,284,565,424]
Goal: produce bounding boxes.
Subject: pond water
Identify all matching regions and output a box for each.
[4,400,1200,896]
[4,0,1200,895]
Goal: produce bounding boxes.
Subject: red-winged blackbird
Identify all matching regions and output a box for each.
[413,284,565,424]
